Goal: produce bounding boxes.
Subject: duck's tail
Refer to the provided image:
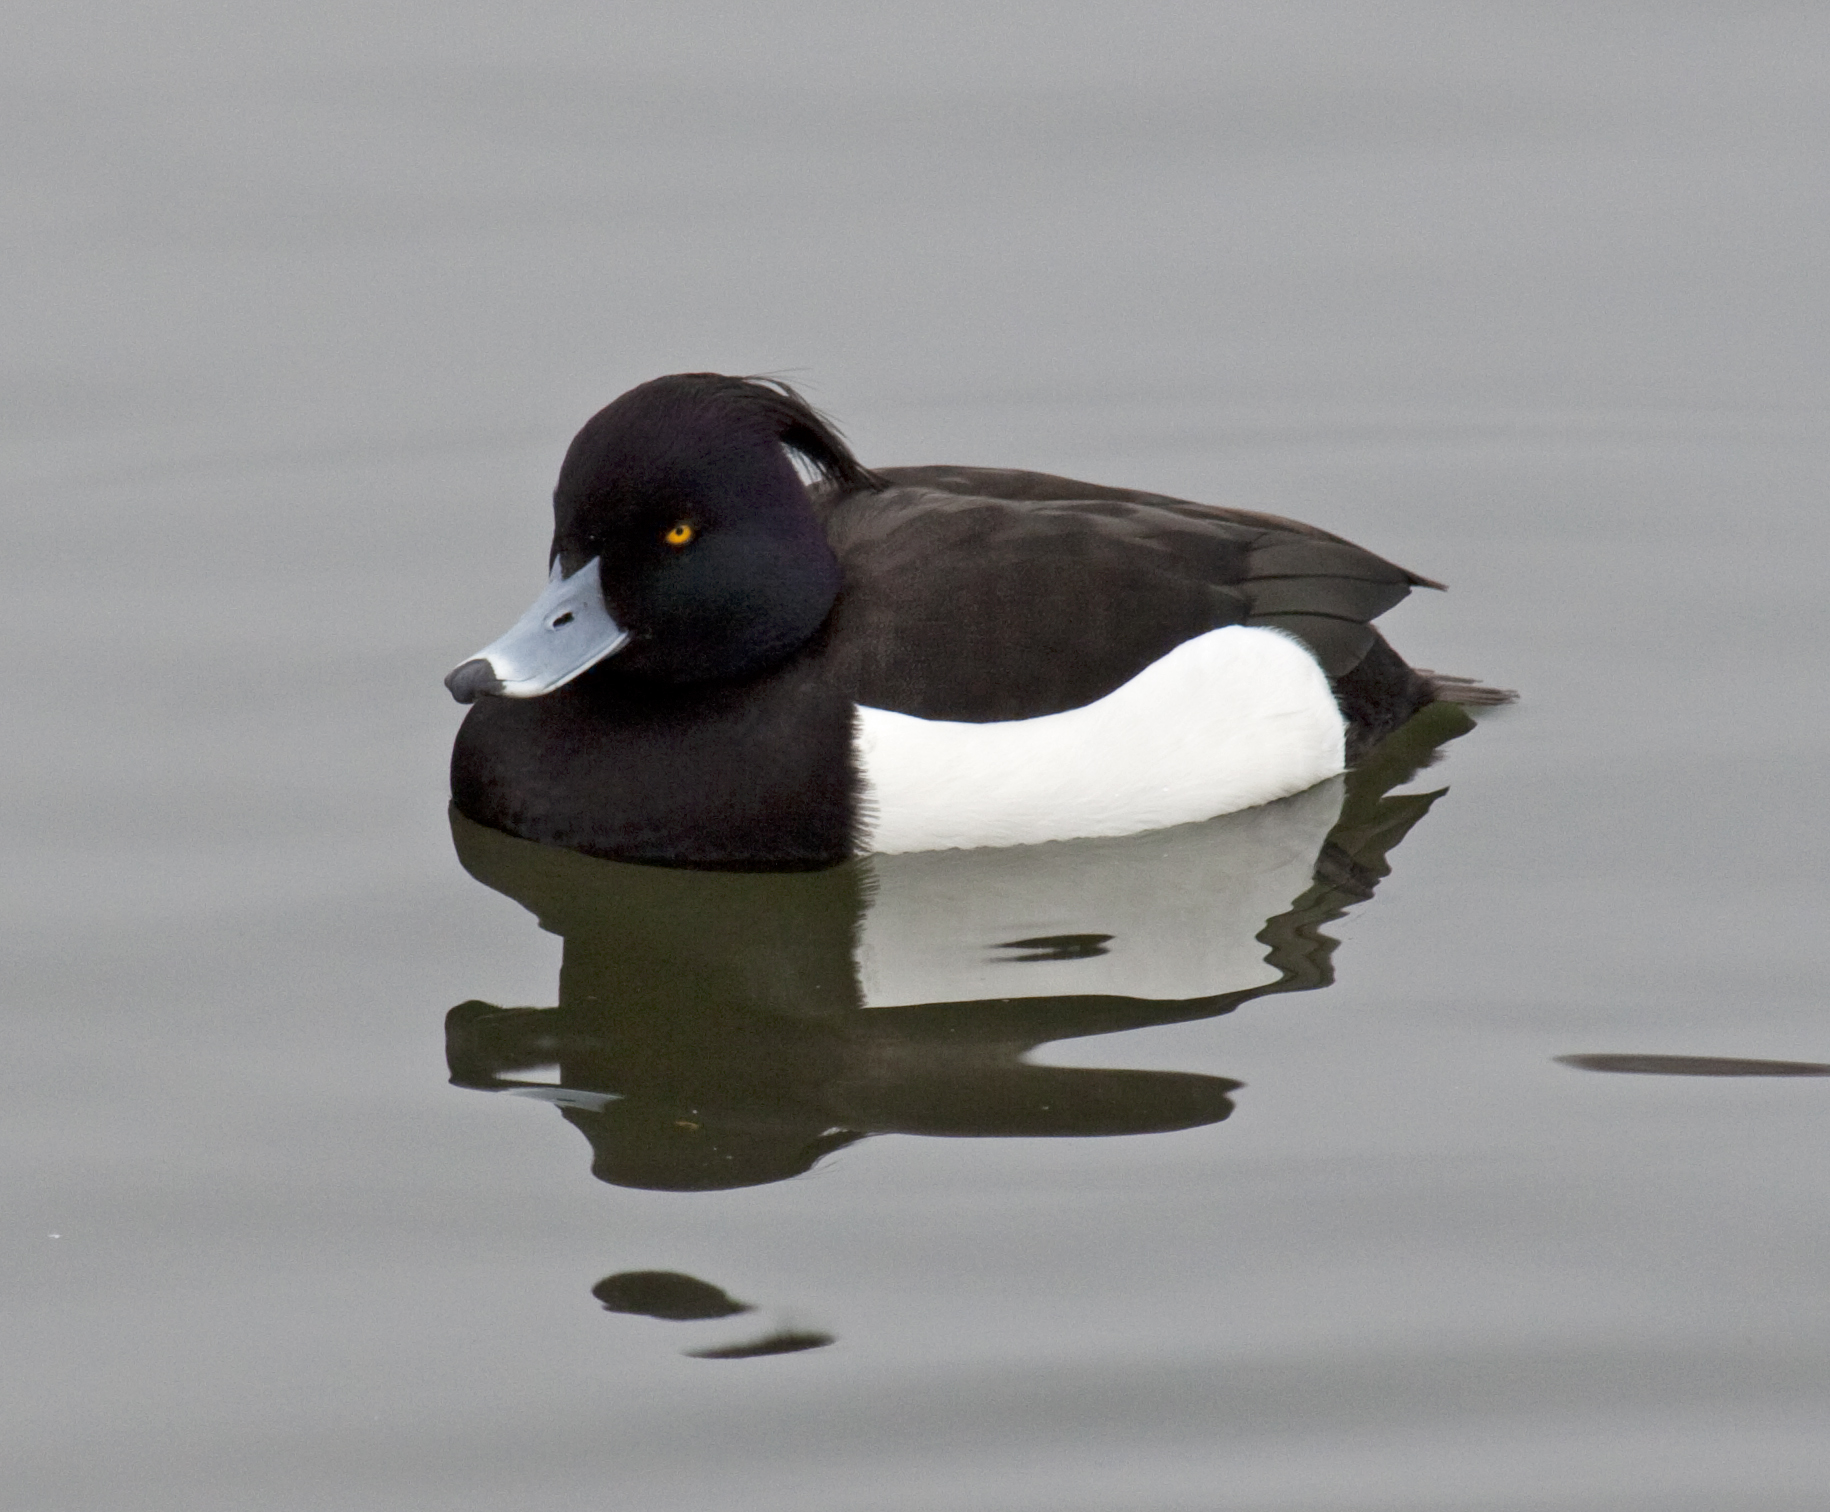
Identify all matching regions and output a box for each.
[1417,670,1518,707]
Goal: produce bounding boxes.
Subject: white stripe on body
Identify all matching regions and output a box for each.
[855,625,1346,854]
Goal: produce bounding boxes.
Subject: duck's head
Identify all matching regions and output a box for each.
[445,373,878,701]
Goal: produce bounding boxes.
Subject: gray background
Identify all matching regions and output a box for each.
[6,4,1829,1509]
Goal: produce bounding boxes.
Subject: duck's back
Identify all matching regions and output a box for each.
[821,466,1435,725]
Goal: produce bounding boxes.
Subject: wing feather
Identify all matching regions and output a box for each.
[823,468,1430,719]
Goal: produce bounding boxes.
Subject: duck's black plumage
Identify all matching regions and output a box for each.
[450,373,1493,868]
[454,631,860,869]
[816,465,1437,730]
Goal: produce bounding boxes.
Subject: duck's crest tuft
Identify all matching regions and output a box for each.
[677,373,885,493]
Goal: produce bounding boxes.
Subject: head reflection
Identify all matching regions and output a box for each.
[447,704,1476,1193]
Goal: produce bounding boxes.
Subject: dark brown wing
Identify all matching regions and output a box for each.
[819,466,1435,722]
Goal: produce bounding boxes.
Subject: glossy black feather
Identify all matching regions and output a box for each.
[820,466,1432,720]
[451,636,859,868]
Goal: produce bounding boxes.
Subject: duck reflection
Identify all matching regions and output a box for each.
[448,702,1477,1194]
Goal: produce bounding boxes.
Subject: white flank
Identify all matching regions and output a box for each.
[854,625,1346,853]
[855,778,1345,1007]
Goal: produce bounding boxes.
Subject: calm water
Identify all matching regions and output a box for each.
[8,6,1830,1508]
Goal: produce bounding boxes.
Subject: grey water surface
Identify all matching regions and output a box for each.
[6,5,1829,1509]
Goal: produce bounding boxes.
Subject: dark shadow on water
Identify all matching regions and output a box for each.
[1557,1054,1830,1077]
[683,1330,835,1360]
[447,702,1479,1193]
[592,1271,754,1320]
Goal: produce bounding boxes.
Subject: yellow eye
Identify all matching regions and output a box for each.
[663,522,696,547]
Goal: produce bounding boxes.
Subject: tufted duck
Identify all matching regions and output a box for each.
[446,373,1508,867]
